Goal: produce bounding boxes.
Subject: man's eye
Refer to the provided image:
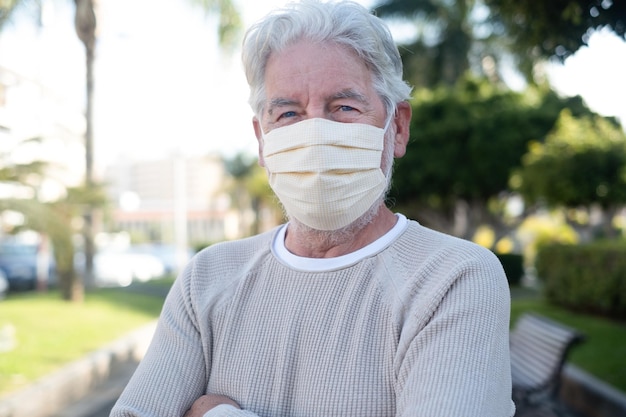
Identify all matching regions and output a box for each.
[279,111,297,119]
[339,105,356,112]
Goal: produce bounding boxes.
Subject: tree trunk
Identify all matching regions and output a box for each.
[75,0,97,290]
[82,42,95,288]
[50,214,83,302]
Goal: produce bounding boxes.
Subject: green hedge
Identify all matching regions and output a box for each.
[496,253,524,286]
[536,241,626,319]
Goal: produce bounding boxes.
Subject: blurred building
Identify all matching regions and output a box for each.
[1,66,275,250]
[104,154,251,247]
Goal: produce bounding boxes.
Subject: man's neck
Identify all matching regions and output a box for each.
[284,207,398,258]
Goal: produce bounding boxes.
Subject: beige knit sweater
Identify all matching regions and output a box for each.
[111,218,515,417]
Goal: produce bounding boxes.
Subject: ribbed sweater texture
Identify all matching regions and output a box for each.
[111,220,515,417]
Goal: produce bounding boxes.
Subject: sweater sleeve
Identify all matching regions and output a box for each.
[110,263,211,417]
[395,251,516,417]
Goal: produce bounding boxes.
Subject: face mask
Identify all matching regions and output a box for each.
[262,118,389,231]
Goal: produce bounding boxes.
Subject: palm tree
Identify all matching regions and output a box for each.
[373,0,476,87]
[1,0,241,41]
[223,153,259,237]
[72,0,96,290]
[0,0,27,29]
[372,0,532,88]
[1,0,241,301]
[223,153,282,236]
[0,139,108,301]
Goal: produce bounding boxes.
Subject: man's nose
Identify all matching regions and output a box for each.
[304,105,329,121]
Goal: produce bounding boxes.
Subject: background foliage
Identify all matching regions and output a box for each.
[536,241,626,319]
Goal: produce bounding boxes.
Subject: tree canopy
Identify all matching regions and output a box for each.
[389,76,595,239]
[373,0,626,86]
[515,109,626,210]
[484,0,626,61]
[373,0,480,87]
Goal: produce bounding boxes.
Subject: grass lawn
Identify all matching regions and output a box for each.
[1,280,624,398]
[0,279,172,397]
[510,288,626,393]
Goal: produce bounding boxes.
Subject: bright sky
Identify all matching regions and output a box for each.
[0,0,625,173]
[546,28,626,124]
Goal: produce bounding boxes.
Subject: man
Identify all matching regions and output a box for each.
[111,1,515,416]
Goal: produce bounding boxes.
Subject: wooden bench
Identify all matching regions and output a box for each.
[510,313,585,415]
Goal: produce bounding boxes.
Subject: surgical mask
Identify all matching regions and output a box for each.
[262,118,389,231]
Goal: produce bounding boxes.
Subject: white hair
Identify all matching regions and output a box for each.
[241,0,413,121]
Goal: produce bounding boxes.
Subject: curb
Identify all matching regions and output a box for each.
[562,364,626,417]
[0,321,157,417]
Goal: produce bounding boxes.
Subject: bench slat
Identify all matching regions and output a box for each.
[510,313,585,406]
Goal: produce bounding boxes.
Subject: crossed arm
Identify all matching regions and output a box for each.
[183,395,240,417]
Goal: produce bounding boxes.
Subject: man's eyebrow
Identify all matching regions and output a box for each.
[267,98,299,116]
[330,89,368,104]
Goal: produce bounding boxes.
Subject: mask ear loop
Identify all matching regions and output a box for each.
[383,110,395,133]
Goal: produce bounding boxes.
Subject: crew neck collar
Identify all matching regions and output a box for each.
[272,213,408,272]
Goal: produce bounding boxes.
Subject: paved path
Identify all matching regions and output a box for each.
[55,281,168,417]
[55,364,137,417]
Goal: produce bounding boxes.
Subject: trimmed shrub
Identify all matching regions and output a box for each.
[536,241,626,319]
[496,253,524,286]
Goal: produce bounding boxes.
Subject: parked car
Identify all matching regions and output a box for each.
[0,241,55,291]
[129,244,194,276]
[0,270,8,299]
[75,249,166,288]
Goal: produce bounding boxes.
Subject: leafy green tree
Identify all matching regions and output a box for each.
[0,139,46,186]
[243,163,283,234]
[223,153,280,236]
[484,0,626,62]
[514,109,626,239]
[373,0,478,87]
[390,76,593,243]
[189,0,242,48]
[373,0,626,86]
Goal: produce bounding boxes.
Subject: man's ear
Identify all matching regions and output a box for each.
[252,117,265,167]
[392,101,412,158]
